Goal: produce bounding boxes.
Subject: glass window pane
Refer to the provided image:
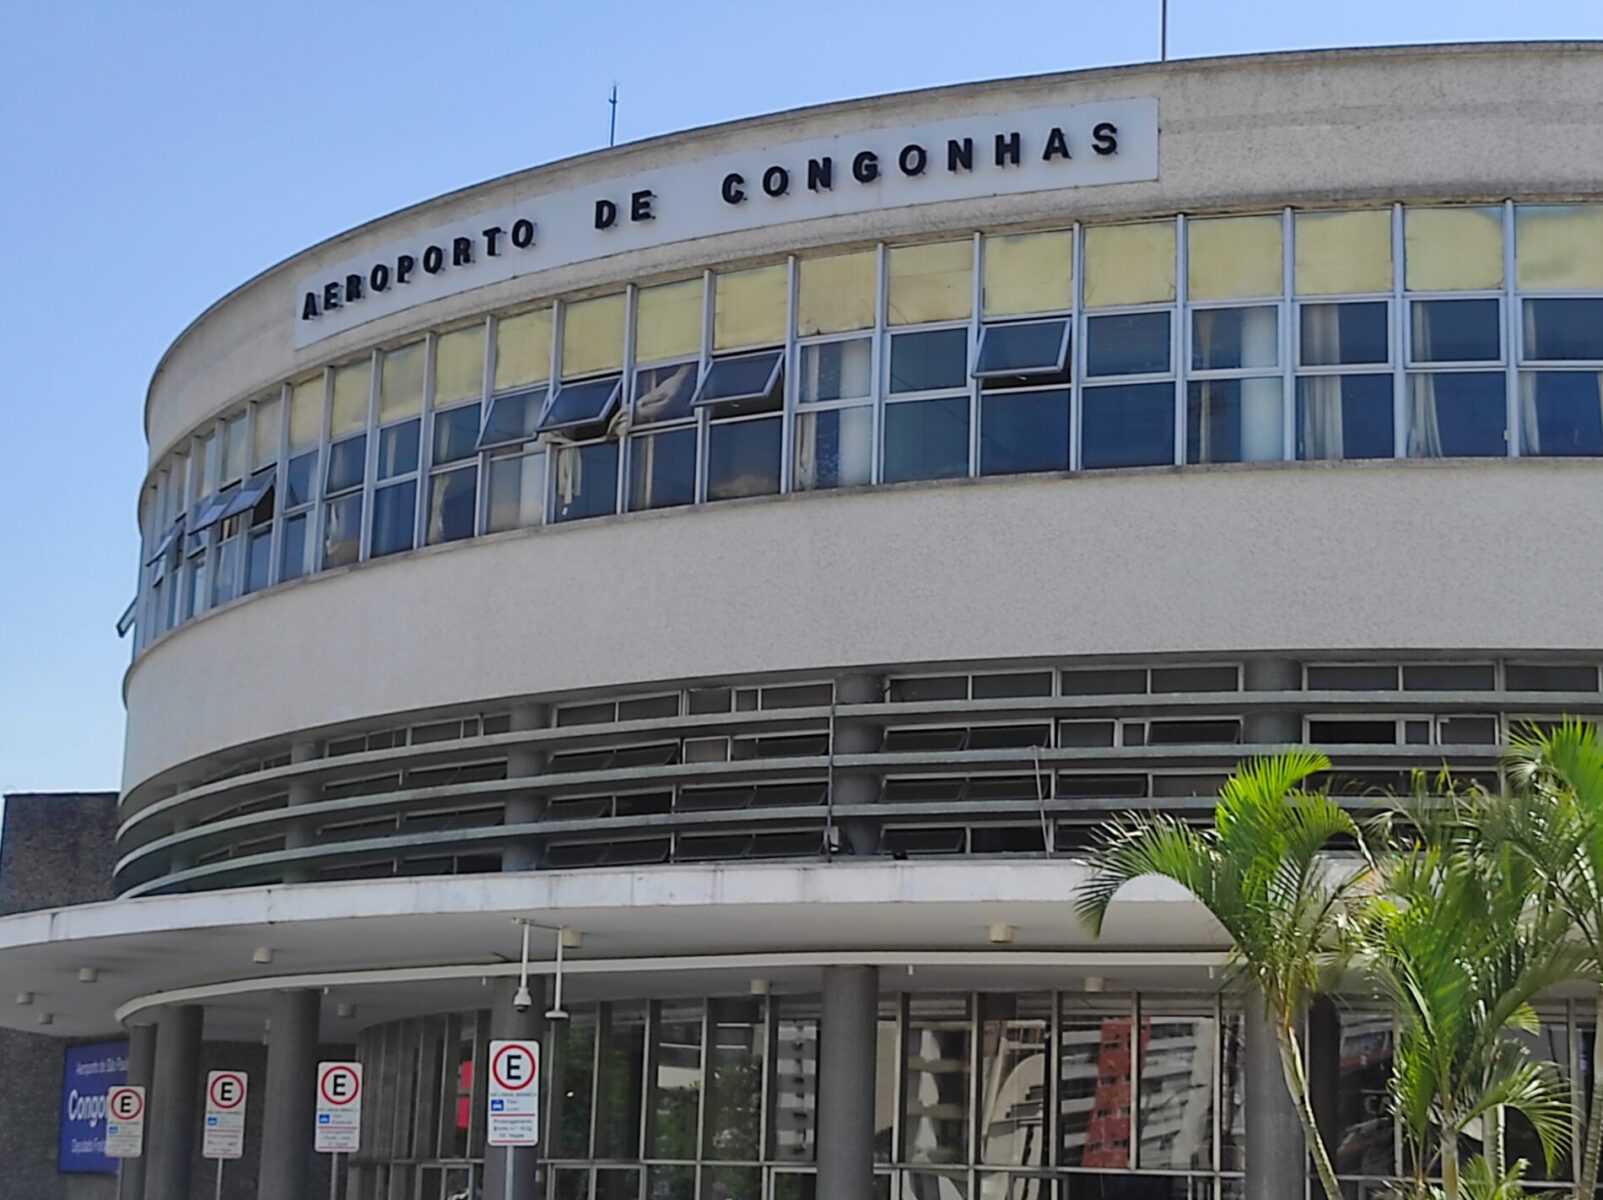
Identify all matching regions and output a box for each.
[1187,378,1284,463]
[331,359,371,437]
[694,352,783,411]
[1520,372,1603,456]
[1084,221,1176,308]
[595,1003,647,1159]
[884,395,970,482]
[379,341,424,422]
[479,387,545,449]
[1137,1015,1214,1170]
[596,1169,641,1200]
[1082,383,1175,468]
[1060,1013,1132,1169]
[1405,206,1503,291]
[191,433,213,503]
[549,1008,596,1159]
[280,512,308,582]
[322,492,362,568]
[888,241,973,326]
[646,1165,693,1200]
[211,535,239,607]
[244,528,272,594]
[707,416,781,500]
[371,480,417,557]
[325,434,366,493]
[890,329,968,394]
[377,419,420,479]
[636,278,704,362]
[494,308,552,393]
[1297,375,1395,460]
[253,396,282,470]
[629,426,698,510]
[770,998,819,1162]
[795,406,873,491]
[649,1003,703,1160]
[289,375,324,452]
[562,293,627,376]
[703,997,763,1160]
[904,997,971,1164]
[1506,1023,1571,1183]
[902,1172,966,1199]
[1523,298,1603,361]
[434,325,485,409]
[1220,1014,1246,1173]
[285,450,317,508]
[1295,209,1393,295]
[983,230,1073,317]
[1086,312,1170,377]
[1516,203,1603,290]
[1411,298,1501,363]
[540,377,622,432]
[426,465,478,543]
[432,403,481,465]
[1192,306,1278,371]
[714,264,788,350]
[980,389,1069,476]
[553,441,620,522]
[1188,214,1283,300]
[486,450,545,532]
[799,338,872,404]
[797,250,877,335]
[978,995,1051,1167]
[975,320,1069,379]
[1330,1010,1395,1178]
[630,361,697,426]
[222,413,249,482]
[1300,302,1389,366]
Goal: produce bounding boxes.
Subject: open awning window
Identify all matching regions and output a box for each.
[973,318,1071,380]
[217,466,276,522]
[115,598,136,638]
[535,376,622,435]
[144,518,186,565]
[477,384,549,450]
[691,349,784,413]
[187,490,235,535]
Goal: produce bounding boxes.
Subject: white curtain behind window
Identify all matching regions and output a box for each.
[1408,305,1443,456]
[1302,305,1344,458]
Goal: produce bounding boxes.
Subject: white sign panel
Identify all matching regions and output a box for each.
[202,1070,248,1160]
[294,96,1159,347]
[314,1061,363,1154]
[104,1086,146,1158]
[486,1039,540,1146]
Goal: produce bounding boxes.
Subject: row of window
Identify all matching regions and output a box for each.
[135,201,1603,652]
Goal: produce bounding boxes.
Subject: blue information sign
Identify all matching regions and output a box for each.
[58,1041,128,1173]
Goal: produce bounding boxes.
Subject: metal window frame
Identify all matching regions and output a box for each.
[971,316,1073,380]
[690,347,785,411]
[537,374,625,434]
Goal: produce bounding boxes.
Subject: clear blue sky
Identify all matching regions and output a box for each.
[1,1,1598,800]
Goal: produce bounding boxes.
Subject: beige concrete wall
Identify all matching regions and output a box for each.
[122,458,1603,792]
[145,42,1603,463]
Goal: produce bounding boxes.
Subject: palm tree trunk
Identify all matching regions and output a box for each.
[1579,980,1603,1199]
[1441,1126,1460,1200]
[1274,1017,1344,1200]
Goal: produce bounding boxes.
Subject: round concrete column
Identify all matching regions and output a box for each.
[1243,657,1302,745]
[502,703,551,872]
[146,1004,202,1200]
[258,989,320,1200]
[116,1022,157,1200]
[481,978,547,1198]
[817,965,878,1200]
[1245,992,1308,1200]
[832,674,885,856]
[282,740,321,884]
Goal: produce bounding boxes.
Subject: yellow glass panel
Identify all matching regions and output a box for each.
[288,375,323,452]
[1083,222,1177,308]
[561,293,626,376]
[1516,204,1603,290]
[983,231,1073,317]
[635,279,704,362]
[494,308,552,392]
[713,264,788,349]
[379,341,424,423]
[797,251,877,335]
[1188,216,1283,300]
[330,359,370,437]
[192,434,210,499]
[887,240,973,325]
[1405,207,1503,291]
[1294,210,1392,295]
[253,395,282,469]
[435,325,486,407]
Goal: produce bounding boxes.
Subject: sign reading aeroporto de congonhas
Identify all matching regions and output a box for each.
[293,97,1158,348]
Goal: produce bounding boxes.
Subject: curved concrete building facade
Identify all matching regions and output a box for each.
[7,42,1603,1200]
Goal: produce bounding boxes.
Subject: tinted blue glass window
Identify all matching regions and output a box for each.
[1301,303,1389,366]
[280,513,308,581]
[426,465,479,543]
[479,388,544,449]
[433,403,482,464]
[974,320,1069,381]
[552,443,619,523]
[244,528,272,594]
[1186,379,1284,464]
[322,493,363,568]
[1086,312,1171,377]
[694,352,783,410]
[707,416,782,500]
[325,435,366,494]
[629,427,698,510]
[1296,375,1394,460]
[1407,373,1507,457]
[889,329,968,394]
[285,451,318,508]
[1082,383,1175,468]
[883,396,970,482]
[377,419,420,479]
[1192,307,1278,371]
[979,389,1070,475]
[1524,299,1603,361]
[1521,372,1603,455]
[371,480,418,557]
[540,377,623,432]
[634,363,699,424]
[1410,299,1501,363]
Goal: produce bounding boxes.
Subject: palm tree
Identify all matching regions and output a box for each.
[1075,750,1367,1200]
[1360,780,1578,1200]
[1501,718,1603,1197]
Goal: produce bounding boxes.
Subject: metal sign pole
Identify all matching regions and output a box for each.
[214,1158,224,1200]
[505,1146,515,1200]
[328,1151,339,1200]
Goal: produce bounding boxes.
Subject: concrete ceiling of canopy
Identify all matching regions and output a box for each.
[0,861,1229,1040]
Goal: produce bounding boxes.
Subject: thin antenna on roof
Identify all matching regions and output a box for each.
[608,84,619,147]
[1161,0,1169,61]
